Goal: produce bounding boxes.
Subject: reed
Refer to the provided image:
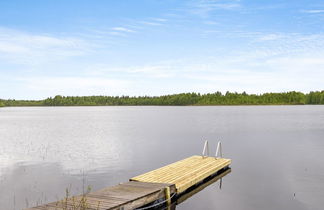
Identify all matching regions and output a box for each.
[54,186,100,210]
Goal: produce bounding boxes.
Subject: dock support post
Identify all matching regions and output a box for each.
[165,186,171,206]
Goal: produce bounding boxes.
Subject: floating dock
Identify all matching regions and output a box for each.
[27,142,231,210]
[130,155,231,194]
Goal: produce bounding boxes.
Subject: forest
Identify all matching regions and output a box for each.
[1,91,324,107]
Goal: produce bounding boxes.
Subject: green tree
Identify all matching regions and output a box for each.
[2,91,324,106]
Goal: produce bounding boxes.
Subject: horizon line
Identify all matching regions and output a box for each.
[1,90,323,101]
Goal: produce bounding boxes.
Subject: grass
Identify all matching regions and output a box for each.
[54,186,101,210]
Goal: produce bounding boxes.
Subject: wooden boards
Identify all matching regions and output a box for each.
[130,155,231,193]
[26,182,176,210]
[176,168,231,204]
[26,155,231,210]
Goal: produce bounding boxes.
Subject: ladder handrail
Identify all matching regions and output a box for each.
[215,141,223,158]
[202,140,209,157]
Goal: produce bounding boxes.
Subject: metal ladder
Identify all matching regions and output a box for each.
[202,140,223,158]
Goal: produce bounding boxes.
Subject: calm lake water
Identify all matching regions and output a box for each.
[0,106,324,210]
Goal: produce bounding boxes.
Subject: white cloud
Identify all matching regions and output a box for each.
[203,20,218,25]
[139,21,163,26]
[188,0,241,18]
[180,47,324,93]
[82,62,180,79]
[16,77,132,98]
[111,27,136,33]
[0,27,92,65]
[85,16,166,40]
[107,31,128,37]
[1,17,324,99]
[0,42,29,53]
[80,30,324,94]
[302,9,324,14]
[258,33,284,41]
[150,18,168,22]
[127,65,176,78]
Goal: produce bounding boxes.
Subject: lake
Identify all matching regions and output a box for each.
[0,106,324,210]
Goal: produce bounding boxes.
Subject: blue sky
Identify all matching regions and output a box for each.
[0,0,324,99]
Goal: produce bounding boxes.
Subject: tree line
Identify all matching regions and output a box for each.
[1,91,324,107]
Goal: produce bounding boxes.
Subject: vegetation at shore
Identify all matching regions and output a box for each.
[1,91,324,107]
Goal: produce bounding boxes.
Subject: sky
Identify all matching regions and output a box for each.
[0,0,324,99]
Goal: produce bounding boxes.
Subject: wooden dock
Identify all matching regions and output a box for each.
[176,167,231,205]
[131,155,231,194]
[26,155,231,210]
[27,182,176,210]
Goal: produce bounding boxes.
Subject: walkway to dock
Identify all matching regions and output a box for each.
[26,155,231,210]
[27,182,176,210]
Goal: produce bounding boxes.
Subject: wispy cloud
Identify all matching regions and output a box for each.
[253,33,324,57]
[111,27,136,33]
[0,27,92,65]
[82,16,167,40]
[107,31,128,37]
[257,33,285,41]
[82,62,180,79]
[203,20,218,25]
[180,52,324,94]
[302,9,324,14]
[150,18,168,22]
[1,0,324,99]
[187,0,241,18]
[83,31,324,80]
[139,21,163,26]
[16,77,132,98]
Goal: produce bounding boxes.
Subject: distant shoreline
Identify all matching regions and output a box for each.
[1,91,324,107]
[2,104,324,108]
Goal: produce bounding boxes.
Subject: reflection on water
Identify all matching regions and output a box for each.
[137,167,231,210]
[0,162,83,209]
[1,106,324,210]
[176,167,231,206]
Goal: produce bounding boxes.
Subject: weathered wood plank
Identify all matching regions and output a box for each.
[26,182,175,210]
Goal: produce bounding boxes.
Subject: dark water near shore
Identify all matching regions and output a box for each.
[0,106,324,210]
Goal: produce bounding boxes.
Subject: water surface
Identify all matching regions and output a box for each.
[0,106,323,210]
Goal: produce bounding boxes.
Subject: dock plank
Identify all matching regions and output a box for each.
[131,155,231,193]
[27,155,231,210]
[26,182,175,210]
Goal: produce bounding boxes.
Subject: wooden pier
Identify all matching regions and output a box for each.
[26,155,231,210]
[27,182,176,210]
[131,155,231,194]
